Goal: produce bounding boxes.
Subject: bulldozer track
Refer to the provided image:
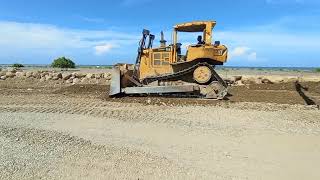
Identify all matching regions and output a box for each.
[144,62,218,84]
[141,62,228,99]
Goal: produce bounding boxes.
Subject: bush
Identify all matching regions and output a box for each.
[12,63,24,68]
[315,68,320,73]
[51,57,75,69]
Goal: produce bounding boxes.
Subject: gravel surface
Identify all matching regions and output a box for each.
[1,79,320,179]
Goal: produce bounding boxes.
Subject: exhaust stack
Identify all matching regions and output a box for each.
[160,31,167,47]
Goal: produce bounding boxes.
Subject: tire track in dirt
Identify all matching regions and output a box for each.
[0,103,227,131]
[1,90,319,137]
[1,101,319,137]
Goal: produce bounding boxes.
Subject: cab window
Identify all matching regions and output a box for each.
[153,52,170,66]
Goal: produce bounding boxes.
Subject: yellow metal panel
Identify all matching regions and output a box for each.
[139,50,173,80]
[174,21,216,32]
[186,45,228,63]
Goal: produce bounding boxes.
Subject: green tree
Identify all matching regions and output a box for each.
[12,63,24,68]
[51,57,76,69]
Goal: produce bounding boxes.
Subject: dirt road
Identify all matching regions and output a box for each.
[0,79,320,179]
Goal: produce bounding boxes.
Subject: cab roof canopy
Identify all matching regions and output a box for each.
[174,21,216,32]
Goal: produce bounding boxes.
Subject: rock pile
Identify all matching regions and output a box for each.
[224,75,319,86]
[0,68,112,85]
[1,68,318,86]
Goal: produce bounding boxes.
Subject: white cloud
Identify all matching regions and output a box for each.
[248,52,257,61]
[0,21,139,63]
[94,43,118,55]
[229,46,258,61]
[229,46,250,57]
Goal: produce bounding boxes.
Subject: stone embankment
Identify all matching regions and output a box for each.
[0,68,112,85]
[0,68,319,85]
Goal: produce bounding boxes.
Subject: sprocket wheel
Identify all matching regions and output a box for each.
[193,65,212,84]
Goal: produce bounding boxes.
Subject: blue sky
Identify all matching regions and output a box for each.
[0,0,319,67]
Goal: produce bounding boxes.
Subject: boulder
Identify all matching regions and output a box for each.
[72,78,80,84]
[39,77,46,82]
[234,80,244,86]
[255,78,262,84]
[0,76,6,80]
[146,98,151,104]
[72,72,86,78]
[44,71,50,76]
[224,78,234,85]
[9,69,17,73]
[45,75,53,81]
[232,76,242,82]
[26,71,33,78]
[57,73,63,79]
[80,78,89,84]
[261,78,273,84]
[86,73,95,79]
[15,71,26,77]
[52,73,62,80]
[62,73,72,80]
[5,72,15,78]
[65,79,73,84]
[104,73,112,80]
[71,72,77,78]
[32,72,41,79]
[40,72,48,78]
[95,73,102,79]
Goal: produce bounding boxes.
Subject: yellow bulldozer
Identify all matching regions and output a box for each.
[109,20,228,99]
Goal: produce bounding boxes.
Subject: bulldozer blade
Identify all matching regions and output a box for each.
[109,67,121,96]
[123,85,200,95]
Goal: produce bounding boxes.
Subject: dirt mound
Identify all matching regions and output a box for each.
[299,82,320,94]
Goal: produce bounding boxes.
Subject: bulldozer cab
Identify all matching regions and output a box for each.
[173,21,215,46]
[172,21,216,62]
